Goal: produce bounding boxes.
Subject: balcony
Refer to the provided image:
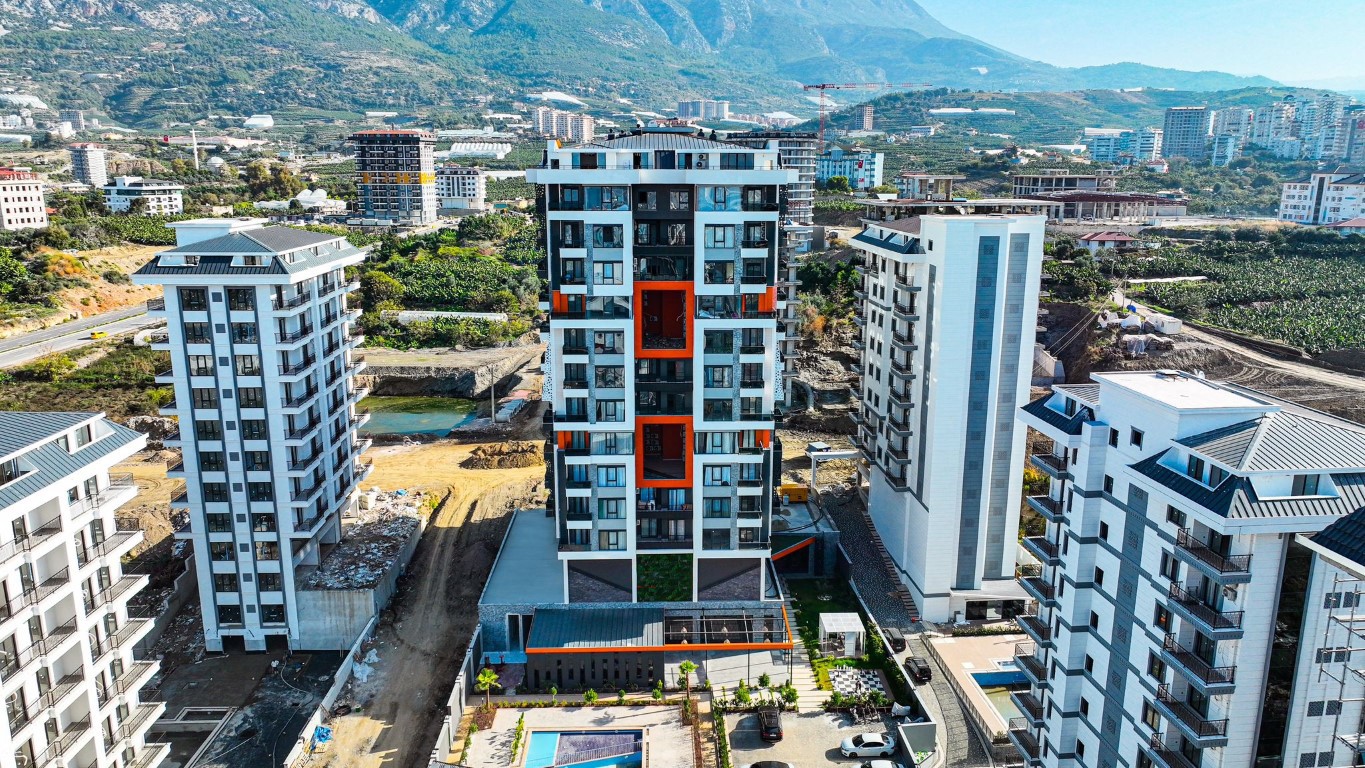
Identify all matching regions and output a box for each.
[276,325,315,344]
[1030,452,1072,479]
[893,301,919,322]
[112,618,153,649]
[1174,529,1252,583]
[891,331,917,352]
[129,743,173,768]
[1148,734,1201,768]
[1007,719,1042,766]
[146,297,165,313]
[1019,573,1056,604]
[282,388,318,409]
[637,537,694,550]
[115,702,166,742]
[114,660,159,696]
[1012,691,1045,726]
[886,445,912,464]
[1161,634,1236,693]
[1016,614,1052,645]
[278,357,316,376]
[1022,535,1060,565]
[1167,582,1244,638]
[889,359,917,381]
[272,292,311,311]
[85,575,147,614]
[1015,643,1047,687]
[36,717,91,765]
[1154,685,1229,747]
[1026,495,1067,522]
[888,387,913,409]
[887,413,913,436]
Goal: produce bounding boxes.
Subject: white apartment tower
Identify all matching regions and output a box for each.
[434,165,487,210]
[1278,170,1365,225]
[68,144,109,190]
[133,218,372,652]
[727,131,817,250]
[851,211,1045,621]
[0,412,167,768]
[102,177,183,215]
[0,167,48,232]
[528,127,794,604]
[1015,371,1365,768]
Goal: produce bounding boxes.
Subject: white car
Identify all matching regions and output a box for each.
[861,761,906,768]
[841,732,897,758]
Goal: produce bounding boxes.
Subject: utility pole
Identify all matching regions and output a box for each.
[190,129,200,171]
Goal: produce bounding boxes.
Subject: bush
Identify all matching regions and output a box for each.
[23,353,76,382]
[101,269,132,284]
[583,689,599,705]
[713,707,733,768]
[758,673,771,689]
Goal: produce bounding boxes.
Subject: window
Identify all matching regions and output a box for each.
[598,499,624,519]
[1102,475,1114,494]
[206,513,232,532]
[183,322,211,343]
[1084,655,1094,673]
[247,483,273,502]
[1108,428,1118,447]
[1080,698,1090,717]
[705,366,733,388]
[594,366,625,388]
[254,542,280,560]
[213,574,238,592]
[239,388,265,408]
[1094,567,1105,587]
[596,466,626,487]
[226,287,255,311]
[252,514,277,532]
[217,605,242,625]
[703,466,732,486]
[244,451,270,471]
[191,388,219,409]
[241,420,268,440]
[705,498,732,518]
[179,288,208,311]
[230,323,258,344]
[1142,701,1161,731]
[188,355,215,376]
[1208,465,1228,487]
[593,261,621,285]
[1154,605,1172,632]
[209,542,234,561]
[704,225,735,248]
[1159,552,1180,581]
[598,531,625,551]
[234,355,261,376]
[1099,522,1109,541]
[669,190,691,211]
[1076,741,1085,759]
[592,224,623,247]
[259,573,282,592]
[1089,612,1099,630]
[1187,455,1205,482]
[1130,428,1144,448]
[1166,506,1187,527]
[202,482,229,502]
[1293,474,1321,496]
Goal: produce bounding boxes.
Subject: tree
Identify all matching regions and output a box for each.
[868,184,899,195]
[583,688,599,705]
[678,660,698,697]
[825,175,851,194]
[0,252,29,300]
[127,198,148,216]
[475,667,500,709]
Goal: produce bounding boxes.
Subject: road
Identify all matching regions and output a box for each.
[0,305,161,369]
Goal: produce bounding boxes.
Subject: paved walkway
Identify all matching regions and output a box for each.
[782,599,823,711]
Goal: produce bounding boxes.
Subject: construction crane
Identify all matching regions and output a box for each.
[802,82,933,145]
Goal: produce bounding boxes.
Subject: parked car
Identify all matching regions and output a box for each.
[758,707,783,742]
[884,627,906,653]
[903,656,932,683]
[862,761,907,768]
[747,762,795,768]
[841,732,897,758]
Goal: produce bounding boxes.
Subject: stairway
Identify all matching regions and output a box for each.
[783,600,824,711]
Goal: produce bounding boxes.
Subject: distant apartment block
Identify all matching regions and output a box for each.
[1082,129,1134,163]
[1297,93,1349,161]
[133,218,372,652]
[851,209,1046,621]
[1252,100,1297,146]
[1012,170,1118,197]
[531,107,596,142]
[1345,106,1365,165]
[1014,370,1365,768]
[1137,128,1164,161]
[1210,134,1243,167]
[0,166,48,231]
[816,148,884,190]
[348,130,437,227]
[677,99,731,121]
[68,143,108,189]
[1279,169,1365,225]
[727,131,817,250]
[893,172,963,201]
[1210,107,1253,139]
[860,105,875,132]
[0,411,168,768]
[434,165,487,210]
[58,108,86,132]
[102,176,183,215]
[1162,107,1210,161]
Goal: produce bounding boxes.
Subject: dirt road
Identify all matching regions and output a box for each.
[315,439,546,768]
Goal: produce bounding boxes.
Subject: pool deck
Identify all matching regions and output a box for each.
[927,632,1028,740]
[464,705,695,768]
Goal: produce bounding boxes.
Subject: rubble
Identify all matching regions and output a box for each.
[302,491,426,590]
[462,441,545,469]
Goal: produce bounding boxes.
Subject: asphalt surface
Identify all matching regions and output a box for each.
[0,305,161,368]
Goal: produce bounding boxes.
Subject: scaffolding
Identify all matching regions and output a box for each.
[1315,572,1365,760]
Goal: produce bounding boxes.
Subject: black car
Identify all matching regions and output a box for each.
[903,656,932,684]
[758,707,784,742]
[883,627,906,653]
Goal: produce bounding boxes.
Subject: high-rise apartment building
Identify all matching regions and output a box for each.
[1344,106,1365,165]
[1297,94,1349,161]
[531,107,597,142]
[0,411,168,768]
[816,148,885,190]
[1252,100,1298,147]
[677,100,731,121]
[0,167,48,231]
[133,218,372,652]
[851,210,1045,621]
[102,177,183,215]
[1162,107,1210,161]
[434,165,487,210]
[1082,129,1135,163]
[727,131,817,250]
[58,109,86,132]
[68,143,109,189]
[1137,128,1164,161]
[1210,134,1242,167]
[348,129,437,227]
[1278,169,1365,225]
[861,105,875,132]
[499,129,797,685]
[1211,108,1253,140]
[1014,370,1365,768]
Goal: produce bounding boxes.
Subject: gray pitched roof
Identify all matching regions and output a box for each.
[1130,450,1365,520]
[1021,395,1091,436]
[853,230,920,255]
[1055,384,1101,404]
[134,229,367,278]
[0,412,98,461]
[1311,508,1365,568]
[0,415,144,510]
[526,607,662,650]
[1177,410,1365,473]
[573,132,742,151]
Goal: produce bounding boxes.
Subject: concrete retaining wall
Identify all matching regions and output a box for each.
[427,626,483,766]
[361,346,542,398]
[134,556,197,658]
[284,615,380,767]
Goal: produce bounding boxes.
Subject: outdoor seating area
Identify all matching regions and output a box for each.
[819,612,866,658]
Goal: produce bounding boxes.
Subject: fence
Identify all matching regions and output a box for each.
[426,625,484,766]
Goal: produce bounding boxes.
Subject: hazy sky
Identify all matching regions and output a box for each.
[916,0,1360,86]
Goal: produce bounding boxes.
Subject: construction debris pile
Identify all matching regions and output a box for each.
[462,441,545,470]
[303,491,425,591]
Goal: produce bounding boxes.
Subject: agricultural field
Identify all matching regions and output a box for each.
[1122,232,1365,353]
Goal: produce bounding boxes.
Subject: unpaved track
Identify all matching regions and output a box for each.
[315,440,544,768]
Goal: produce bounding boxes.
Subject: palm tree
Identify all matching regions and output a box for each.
[475,667,501,709]
[678,660,698,697]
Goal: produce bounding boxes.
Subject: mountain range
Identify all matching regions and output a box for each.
[0,0,1280,126]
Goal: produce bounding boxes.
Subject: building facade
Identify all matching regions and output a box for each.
[1252,101,1297,147]
[1210,108,1253,141]
[0,167,48,231]
[499,129,797,677]
[1082,130,1134,164]
[1279,170,1365,226]
[434,165,487,210]
[727,131,817,250]
[531,107,597,142]
[861,105,875,132]
[816,148,885,190]
[0,412,168,768]
[851,211,1046,621]
[1014,370,1365,768]
[348,130,437,227]
[102,177,183,215]
[58,109,86,132]
[893,173,964,201]
[1162,107,1210,161]
[132,218,372,652]
[69,144,109,189]
[1137,128,1165,161]
[1210,135,1242,168]
[1012,171,1119,197]
[677,100,731,121]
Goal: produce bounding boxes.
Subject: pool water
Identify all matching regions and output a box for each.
[358,396,479,436]
[970,669,1029,724]
[980,685,1023,722]
[525,730,644,768]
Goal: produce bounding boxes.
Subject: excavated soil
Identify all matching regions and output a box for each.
[461,441,545,470]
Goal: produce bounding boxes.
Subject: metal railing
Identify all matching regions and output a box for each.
[1155,684,1228,738]
[1167,582,1244,630]
[1176,529,1252,575]
[1162,633,1235,686]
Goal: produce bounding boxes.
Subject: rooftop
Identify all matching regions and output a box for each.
[0,413,144,509]
[1306,509,1365,572]
[570,129,744,151]
[480,509,564,606]
[1091,371,1269,411]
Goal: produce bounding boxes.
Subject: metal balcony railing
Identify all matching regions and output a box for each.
[1162,634,1236,687]
[1155,684,1229,738]
[1167,582,1244,631]
[1176,529,1252,576]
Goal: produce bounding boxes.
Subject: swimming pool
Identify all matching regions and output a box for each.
[524,730,644,768]
[970,670,1029,724]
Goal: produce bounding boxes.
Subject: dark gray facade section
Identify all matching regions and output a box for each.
[1096,484,1150,768]
[956,236,999,588]
[915,264,938,499]
[984,232,1030,575]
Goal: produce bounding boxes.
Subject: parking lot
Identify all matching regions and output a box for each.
[728,708,907,767]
